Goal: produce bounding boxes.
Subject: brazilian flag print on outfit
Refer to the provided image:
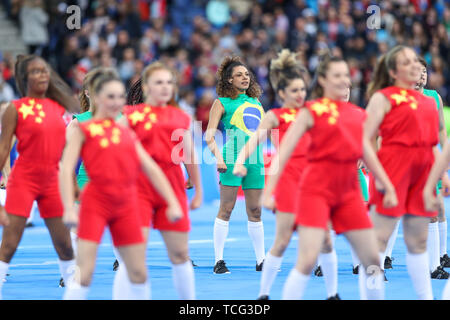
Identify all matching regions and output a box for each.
[219,94,266,189]
[358,168,368,201]
[423,89,442,195]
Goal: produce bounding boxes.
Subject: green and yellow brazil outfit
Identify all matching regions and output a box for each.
[73,111,92,190]
[358,168,369,201]
[219,94,266,189]
[423,89,442,194]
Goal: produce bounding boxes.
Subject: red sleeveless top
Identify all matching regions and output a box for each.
[377,86,439,148]
[123,104,191,165]
[13,97,66,166]
[305,98,366,162]
[78,119,140,185]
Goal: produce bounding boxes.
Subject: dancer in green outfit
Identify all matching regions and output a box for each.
[416,57,450,278]
[206,56,266,274]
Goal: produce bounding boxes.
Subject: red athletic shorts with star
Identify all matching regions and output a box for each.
[369,144,437,218]
[77,182,143,247]
[5,159,63,219]
[295,161,372,234]
[137,163,190,232]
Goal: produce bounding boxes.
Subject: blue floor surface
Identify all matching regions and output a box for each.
[1,197,449,300]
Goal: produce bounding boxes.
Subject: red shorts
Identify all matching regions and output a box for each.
[274,158,305,213]
[78,183,143,247]
[295,161,372,234]
[138,164,190,232]
[5,160,63,219]
[369,144,437,218]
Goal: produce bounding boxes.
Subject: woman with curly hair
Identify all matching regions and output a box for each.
[205,56,266,274]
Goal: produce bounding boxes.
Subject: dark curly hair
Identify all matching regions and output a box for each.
[216,56,262,99]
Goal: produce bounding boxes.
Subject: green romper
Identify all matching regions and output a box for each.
[219,94,266,189]
[73,111,92,190]
[358,168,369,201]
[423,89,442,194]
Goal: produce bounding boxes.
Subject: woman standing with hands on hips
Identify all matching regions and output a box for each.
[206,56,266,274]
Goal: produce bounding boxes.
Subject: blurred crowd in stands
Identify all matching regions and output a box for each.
[0,0,448,130]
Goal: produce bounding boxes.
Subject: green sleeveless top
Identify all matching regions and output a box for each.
[73,111,93,190]
[423,89,442,191]
[219,94,265,166]
[423,89,441,110]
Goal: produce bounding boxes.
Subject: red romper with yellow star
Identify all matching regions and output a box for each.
[271,108,310,213]
[369,86,439,218]
[124,104,191,232]
[5,97,66,218]
[77,118,143,246]
[295,98,371,234]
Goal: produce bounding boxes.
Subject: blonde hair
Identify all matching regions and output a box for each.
[270,49,307,95]
[141,61,178,107]
[366,45,408,98]
[80,68,118,114]
[310,50,346,99]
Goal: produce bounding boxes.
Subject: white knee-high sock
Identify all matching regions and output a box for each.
[282,269,310,300]
[427,222,440,271]
[385,221,400,258]
[358,265,368,300]
[442,279,450,299]
[172,261,195,300]
[58,259,76,285]
[214,218,229,263]
[128,282,150,300]
[248,221,265,264]
[439,221,447,257]
[258,252,282,297]
[350,245,360,268]
[63,282,89,300]
[70,232,78,257]
[318,250,338,298]
[112,246,123,264]
[112,264,131,300]
[0,261,9,300]
[359,265,384,300]
[329,230,336,247]
[406,251,433,300]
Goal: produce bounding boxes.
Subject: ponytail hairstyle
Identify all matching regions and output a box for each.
[140,61,178,107]
[366,45,408,98]
[269,49,307,98]
[216,56,262,99]
[88,68,122,115]
[309,50,346,99]
[79,67,107,113]
[127,78,143,105]
[15,55,80,113]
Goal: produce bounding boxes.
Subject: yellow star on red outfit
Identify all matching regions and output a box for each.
[280,112,296,123]
[19,103,35,120]
[88,123,105,137]
[310,102,329,116]
[128,111,145,125]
